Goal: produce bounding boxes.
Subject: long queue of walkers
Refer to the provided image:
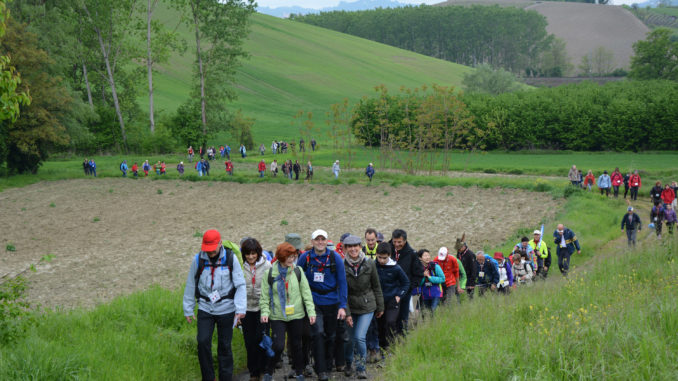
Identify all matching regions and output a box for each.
[183,225,581,381]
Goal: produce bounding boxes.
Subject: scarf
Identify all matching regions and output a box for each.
[272,262,289,317]
[345,251,365,276]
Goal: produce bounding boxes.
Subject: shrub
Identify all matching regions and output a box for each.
[0,277,31,344]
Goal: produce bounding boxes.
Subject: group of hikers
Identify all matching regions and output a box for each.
[567,165,678,242]
[183,224,581,381]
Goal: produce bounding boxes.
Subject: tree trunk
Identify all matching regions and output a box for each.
[147,0,156,133]
[82,62,94,109]
[190,0,208,137]
[96,27,127,148]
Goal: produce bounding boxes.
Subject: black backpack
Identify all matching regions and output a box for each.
[194,248,236,303]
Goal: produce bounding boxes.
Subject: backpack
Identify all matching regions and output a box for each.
[266,266,304,316]
[302,251,338,295]
[119,162,125,171]
[194,247,236,303]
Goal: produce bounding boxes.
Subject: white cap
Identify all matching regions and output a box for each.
[311,229,328,240]
[533,230,541,235]
[438,247,448,261]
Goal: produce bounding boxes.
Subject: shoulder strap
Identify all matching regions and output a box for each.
[267,267,274,286]
[294,266,302,283]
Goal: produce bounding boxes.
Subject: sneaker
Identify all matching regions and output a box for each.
[344,364,353,377]
[287,370,296,379]
[262,374,273,381]
[357,370,368,379]
[303,365,314,377]
[318,372,329,381]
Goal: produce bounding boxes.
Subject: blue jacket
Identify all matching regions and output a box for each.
[476,255,499,287]
[196,161,203,171]
[598,174,611,188]
[419,262,445,300]
[376,258,409,302]
[365,165,375,177]
[553,228,581,255]
[297,248,348,309]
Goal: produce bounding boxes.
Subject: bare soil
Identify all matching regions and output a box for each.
[0,178,559,310]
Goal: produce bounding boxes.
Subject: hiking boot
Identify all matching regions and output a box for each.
[295,375,305,381]
[369,349,381,363]
[318,372,329,381]
[335,365,344,372]
[287,370,296,379]
[303,365,314,377]
[262,374,273,381]
[344,363,353,377]
[357,370,368,379]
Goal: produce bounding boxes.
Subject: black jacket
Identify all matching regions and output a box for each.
[650,185,663,204]
[457,248,478,288]
[621,212,642,231]
[389,240,423,291]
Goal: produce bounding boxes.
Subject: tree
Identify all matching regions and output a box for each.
[1,18,70,173]
[462,64,521,95]
[186,0,255,144]
[536,37,572,77]
[0,0,29,124]
[629,28,678,80]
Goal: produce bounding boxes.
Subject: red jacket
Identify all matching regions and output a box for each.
[258,161,266,171]
[584,174,595,186]
[610,171,623,187]
[225,161,233,171]
[629,174,641,188]
[433,255,459,287]
[131,164,138,172]
[661,188,675,205]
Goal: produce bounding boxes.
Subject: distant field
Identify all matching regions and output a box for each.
[436,1,649,73]
[144,5,471,143]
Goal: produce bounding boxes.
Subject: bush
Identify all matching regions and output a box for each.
[0,277,32,344]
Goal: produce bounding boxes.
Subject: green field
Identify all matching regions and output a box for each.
[144,6,471,143]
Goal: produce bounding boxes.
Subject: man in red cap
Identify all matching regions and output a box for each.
[183,229,247,381]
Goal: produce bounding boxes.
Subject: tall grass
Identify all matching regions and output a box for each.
[0,286,245,380]
[381,233,678,380]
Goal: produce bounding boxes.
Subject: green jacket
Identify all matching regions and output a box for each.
[260,263,316,321]
[344,258,384,316]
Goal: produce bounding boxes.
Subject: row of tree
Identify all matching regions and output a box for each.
[1,0,255,174]
[291,5,569,76]
[351,80,678,154]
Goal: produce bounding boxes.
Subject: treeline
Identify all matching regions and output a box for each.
[291,5,564,75]
[1,0,255,174]
[351,80,678,153]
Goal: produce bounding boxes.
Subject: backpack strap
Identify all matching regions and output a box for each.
[194,247,236,303]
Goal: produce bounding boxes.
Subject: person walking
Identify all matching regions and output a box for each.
[665,204,677,235]
[259,143,265,156]
[388,229,424,336]
[188,146,194,163]
[196,159,204,177]
[553,224,581,277]
[661,184,675,207]
[583,170,595,191]
[299,138,305,152]
[342,235,383,379]
[177,161,185,176]
[416,249,445,312]
[365,163,375,182]
[261,243,316,381]
[511,251,534,286]
[240,238,272,381]
[293,160,301,181]
[305,161,313,181]
[203,159,210,176]
[239,144,247,158]
[474,251,499,297]
[160,161,166,175]
[120,160,128,177]
[297,229,348,381]
[650,181,663,206]
[529,230,549,279]
[568,165,579,186]
[621,206,642,247]
[493,252,513,294]
[651,203,665,239]
[332,160,340,179]
[89,159,97,177]
[258,160,266,178]
[183,230,247,381]
[629,170,641,201]
[456,241,478,299]
[131,162,139,177]
[610,168,623,198]
[311,138,317,152]
[270,159,278,177]
[374,243,408,356]
[271,141,277,155]
[433,247,464,304]
[83,158,90,175]
[598,170,611,197]
[623,172,631,199]
[225,159,233,176]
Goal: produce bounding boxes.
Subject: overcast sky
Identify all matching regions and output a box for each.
[257,0,641,9]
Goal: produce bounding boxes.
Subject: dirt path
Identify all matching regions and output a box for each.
[0,178,559,310]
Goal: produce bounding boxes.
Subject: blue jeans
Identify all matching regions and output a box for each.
[333,170,339,179]
[345,312,374,371]
[259,170,264,177]
[422,297,440,312]
[366,315,379,351]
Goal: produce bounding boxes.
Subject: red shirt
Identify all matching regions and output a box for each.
[661,188,675,205]
[433,255,459,287]
[131,164,138,172]
[629,174,641,188]
[611,171,623,186]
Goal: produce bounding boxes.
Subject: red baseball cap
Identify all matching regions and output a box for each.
[493,252,504,261]
[202,229,222,252]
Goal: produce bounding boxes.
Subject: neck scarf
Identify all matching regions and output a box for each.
[345,251,365,276]
[272,262,289,317]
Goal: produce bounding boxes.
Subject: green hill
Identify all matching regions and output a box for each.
[145,7,472,142]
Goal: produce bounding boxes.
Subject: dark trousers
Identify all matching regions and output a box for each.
[396,291,412,335]
[311,303,339,374]
[624,185,630,198]
[557,247,571,275]
[600,187,610,197]
[630,186,639,200]
[377,298,400,349]
[241,311,266,378]
[267,318,305,376]
[288,316,312,370]
[334,319,347,368]
[197,310,235,381]
[613,186,620,198]
[294,170,299,180]
[442,285,460,304]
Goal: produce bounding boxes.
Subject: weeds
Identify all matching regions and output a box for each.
[93,217,100,222]
[49,202,55,208]
[157,189,163,195]
[40,254,55,262]
[280,220,289,226]
[6,244,16,252]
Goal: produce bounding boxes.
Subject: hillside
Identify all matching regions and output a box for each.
[147,7,471,142]
[436,1,649,72]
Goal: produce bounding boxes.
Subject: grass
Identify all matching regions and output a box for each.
[4,149,678,193]
[147,5,471,143]
[381,235,678,380]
